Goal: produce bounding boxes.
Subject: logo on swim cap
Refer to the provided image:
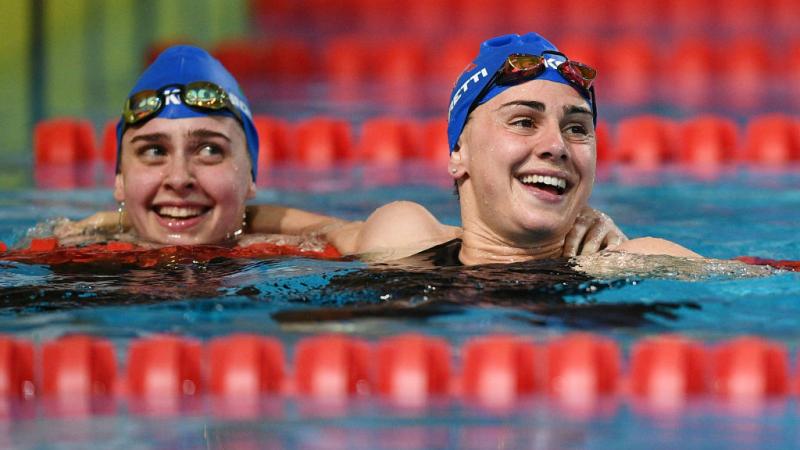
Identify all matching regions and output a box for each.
[447,67,489,121]
[163,87,182,106]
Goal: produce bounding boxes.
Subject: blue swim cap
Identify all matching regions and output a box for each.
[446,33,595,152]
[116,45,260,179]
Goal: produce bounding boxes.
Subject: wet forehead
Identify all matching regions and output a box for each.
[483,79,590,115]
[124,116,244,143]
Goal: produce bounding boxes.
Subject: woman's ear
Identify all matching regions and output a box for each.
[448,141,469,180]
[113,173,125,202]
[246,179,257,199]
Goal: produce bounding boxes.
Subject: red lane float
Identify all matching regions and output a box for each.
[603,38,657,106]
[378,39,427,87]
[722,39,771,111]
[34,118,96,166]
[376,334,451,406]
[294,117,354,168]
[595,121,611,163]
[264,39,314,81]
[680,116,739,165]
[254,115,292,171]
[545,333,620,402]
[0,337,34,399]
[294,335,370,399]
[735,256,800,272]
[34,118,97,189]
[126,336,202,415]
[359,117,421,164]
[629,335,708,408]
[614,116,677,168]
[324,36,370,86]
[42,336,116,416]
[461,335,536,407]
[101,119,118,166]
[212,40,268,81]
[0,238,341,266]
[420,118,449,164]
[208,334,285,397]
[666,39,715,108]
[713,337,789,400]
[742,115,800,165]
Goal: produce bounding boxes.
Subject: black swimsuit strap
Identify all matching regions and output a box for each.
[411,238,464,267]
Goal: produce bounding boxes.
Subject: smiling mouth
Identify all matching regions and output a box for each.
[517,174,569,195]
[153,205,211,220]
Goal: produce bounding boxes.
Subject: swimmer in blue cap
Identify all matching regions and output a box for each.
[112,45,259,245]
[331,32,699,264]
[243,32,692,264]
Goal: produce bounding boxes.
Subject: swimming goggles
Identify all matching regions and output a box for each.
[470,51,598,123]
[122,81,243,126]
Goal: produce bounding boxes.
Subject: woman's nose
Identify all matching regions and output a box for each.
[535,122,569,162]
[163,157,196,192]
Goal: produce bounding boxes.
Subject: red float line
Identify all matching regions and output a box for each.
[2,332,800,419]
[32,114,800,188]
[0,237,342,266]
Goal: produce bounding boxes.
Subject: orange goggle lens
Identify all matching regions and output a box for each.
[496,53,596,92]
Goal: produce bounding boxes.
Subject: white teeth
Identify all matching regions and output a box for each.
[156,206,206,218]
[519,174,567,190]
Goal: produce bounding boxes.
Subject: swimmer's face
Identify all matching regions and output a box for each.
[450,79,596,244]
[114,116,256,245]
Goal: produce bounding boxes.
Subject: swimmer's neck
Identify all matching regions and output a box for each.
[458,227,564,265]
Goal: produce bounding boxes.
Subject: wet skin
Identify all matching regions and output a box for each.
[114,116,256,245]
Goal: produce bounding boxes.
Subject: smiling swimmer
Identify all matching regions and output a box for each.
[306,32,700,265]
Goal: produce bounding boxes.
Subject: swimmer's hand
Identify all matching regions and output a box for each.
[562,207,628,257]
[53,211,127,239]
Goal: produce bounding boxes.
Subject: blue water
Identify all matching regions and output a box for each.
[1,164,800,449]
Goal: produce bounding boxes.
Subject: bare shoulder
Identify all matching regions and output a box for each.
[610,237,701,258]
[354,201,460,257]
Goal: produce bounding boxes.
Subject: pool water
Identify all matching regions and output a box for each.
[1,164,800,449]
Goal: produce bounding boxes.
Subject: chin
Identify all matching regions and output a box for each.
[517,211,567,231]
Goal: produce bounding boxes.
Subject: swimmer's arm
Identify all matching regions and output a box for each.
[245,204,364,252]
[247,201,458,258]
[246,204,346,235]
[608,237,702,258]
[53,211,124,238]
[347,201,460,260]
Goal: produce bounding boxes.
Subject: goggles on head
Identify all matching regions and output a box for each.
[122,81,244,126]
[469,51,598,123]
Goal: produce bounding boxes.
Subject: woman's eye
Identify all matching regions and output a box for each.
[564,124,589,136]
[510,117,535,128]
[138,146,166,159]
[197,144,224,160]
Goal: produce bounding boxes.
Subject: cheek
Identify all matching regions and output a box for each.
[122,171,160,205]
[199,166,252,203]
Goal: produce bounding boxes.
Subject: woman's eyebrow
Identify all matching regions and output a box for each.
[563,105,593,117]
[496,100,546,112]
[129,132,169,144]
[186,128,231,142]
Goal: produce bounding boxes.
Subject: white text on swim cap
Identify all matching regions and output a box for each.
[163,87,182,106]
[544,55,566,70]
[228,92,252,120]
[448,68,489,119]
